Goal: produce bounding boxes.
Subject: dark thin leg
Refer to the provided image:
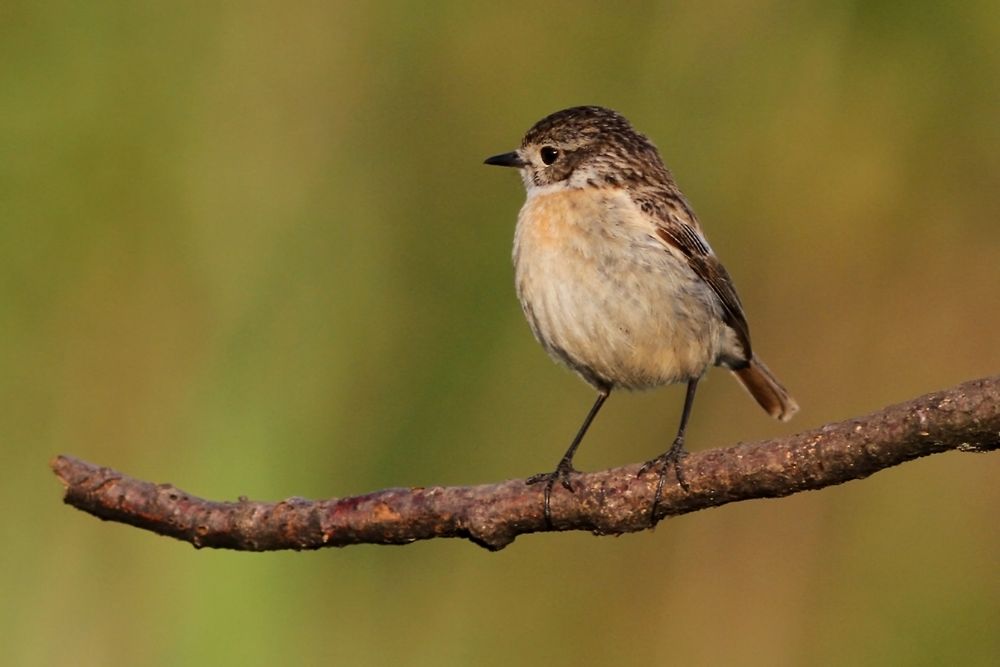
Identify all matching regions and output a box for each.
[640,378,699,524]
[527,389,611,526]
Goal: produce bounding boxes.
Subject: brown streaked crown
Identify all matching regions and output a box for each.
[521,106,638,147]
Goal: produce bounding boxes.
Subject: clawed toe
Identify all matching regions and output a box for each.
[527,462,577,491]
[640,440,691,526]
[526,463,578,526]
[526,470,573,492]
[639,448,690,491]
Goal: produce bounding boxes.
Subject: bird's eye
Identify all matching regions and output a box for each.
[540,146,559,165]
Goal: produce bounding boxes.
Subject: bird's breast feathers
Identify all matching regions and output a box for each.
[512,186,728,388]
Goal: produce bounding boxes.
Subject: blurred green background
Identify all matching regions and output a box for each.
[4,2,998,665]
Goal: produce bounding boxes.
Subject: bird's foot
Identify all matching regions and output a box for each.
[526,459,578,527]
[638,437,690,526]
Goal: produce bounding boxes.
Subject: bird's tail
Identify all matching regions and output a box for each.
[732,357,799,422]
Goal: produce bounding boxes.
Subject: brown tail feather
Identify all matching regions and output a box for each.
[732,357,799,422]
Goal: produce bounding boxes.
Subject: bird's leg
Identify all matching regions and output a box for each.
[640,378,699,523]
[527,388,610,526]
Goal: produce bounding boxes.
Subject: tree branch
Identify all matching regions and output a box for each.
[52,376,999,551]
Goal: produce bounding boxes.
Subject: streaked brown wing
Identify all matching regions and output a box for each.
[654,217,753,361]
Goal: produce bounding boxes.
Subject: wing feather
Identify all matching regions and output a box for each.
[635,189,753,361]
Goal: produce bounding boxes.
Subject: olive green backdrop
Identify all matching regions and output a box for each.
[4,2,998,665]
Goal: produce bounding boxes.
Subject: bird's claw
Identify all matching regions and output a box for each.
[526,461,578,526]
[639,438,691,526]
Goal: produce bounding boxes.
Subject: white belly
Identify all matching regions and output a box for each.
[512,187,726,390]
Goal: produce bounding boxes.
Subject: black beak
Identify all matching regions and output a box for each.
[484,151,526,168]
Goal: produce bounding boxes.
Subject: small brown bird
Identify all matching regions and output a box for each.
[485,106,798,521]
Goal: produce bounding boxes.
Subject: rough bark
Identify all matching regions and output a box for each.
[51,376,999,551]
